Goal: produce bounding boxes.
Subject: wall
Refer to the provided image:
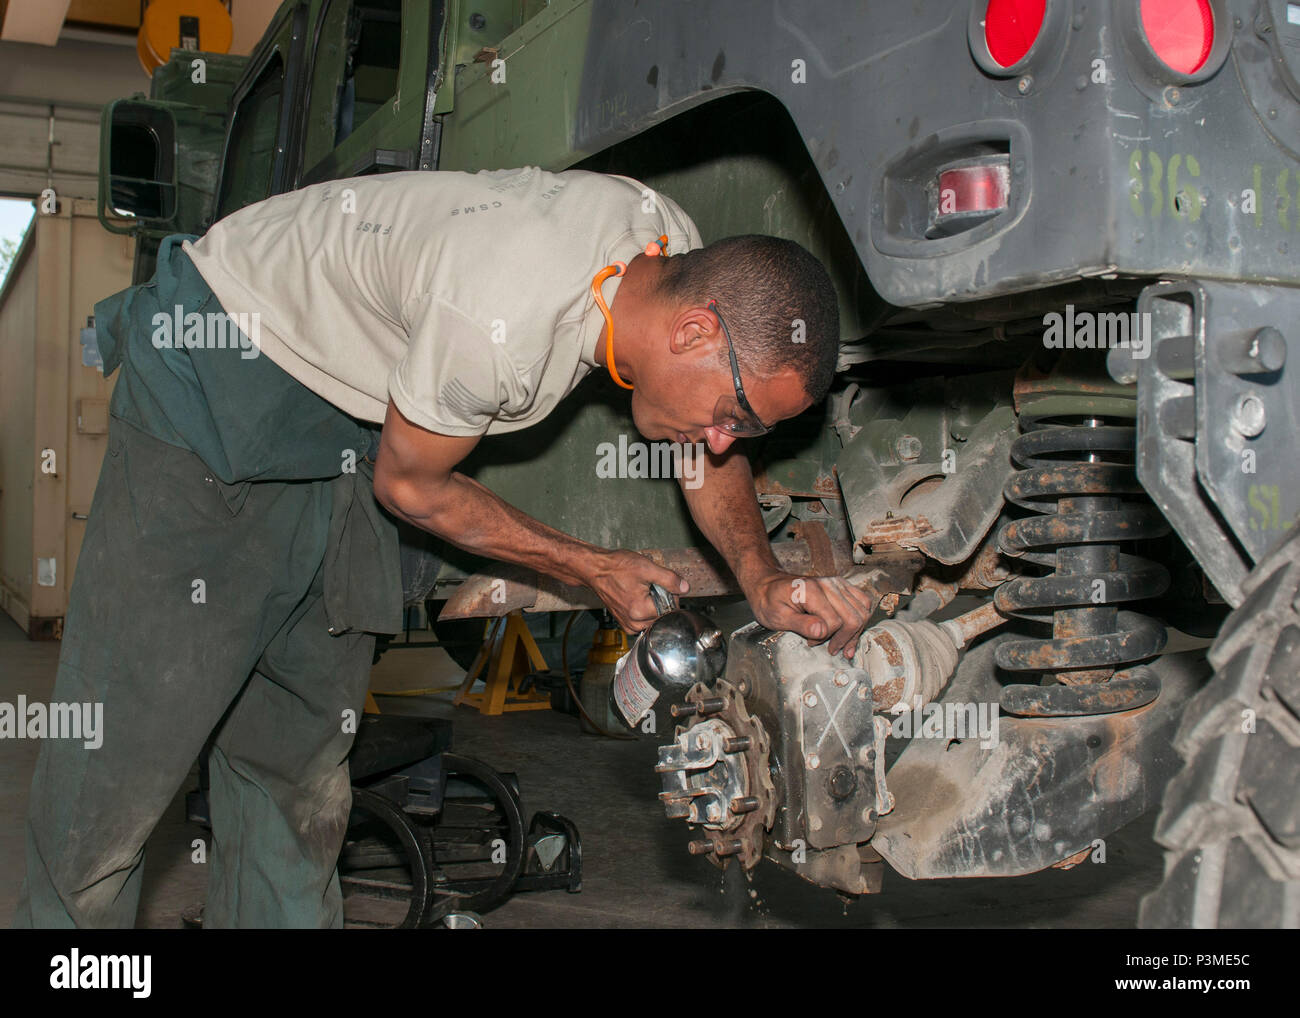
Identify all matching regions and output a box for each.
[229,0,283,57]
[0,220,38,631]
[0,198,132,636]
[0,35,147,201]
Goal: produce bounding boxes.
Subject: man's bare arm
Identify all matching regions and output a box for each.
[371,401,685,630]
[678,444,873,657]
[679,446,780,589]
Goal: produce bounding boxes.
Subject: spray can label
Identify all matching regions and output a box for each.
[612,647,658,727]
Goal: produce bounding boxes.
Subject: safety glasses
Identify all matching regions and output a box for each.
[708,299,771,438]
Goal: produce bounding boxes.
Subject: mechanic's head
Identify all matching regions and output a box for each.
[617,234,839,454]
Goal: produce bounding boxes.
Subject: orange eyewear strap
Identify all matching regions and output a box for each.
[591,234,669,390]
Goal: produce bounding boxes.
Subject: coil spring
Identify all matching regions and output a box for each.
[993,417,1171,716]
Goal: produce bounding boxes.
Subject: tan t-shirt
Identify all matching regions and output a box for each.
[183,167,702,435]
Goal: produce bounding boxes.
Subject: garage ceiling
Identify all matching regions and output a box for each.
[1,0,145,45]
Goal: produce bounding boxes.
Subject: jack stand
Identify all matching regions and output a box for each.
[454,612,552,716]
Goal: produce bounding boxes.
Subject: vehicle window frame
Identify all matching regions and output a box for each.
[211,2,311,223]
[297,0,448,186]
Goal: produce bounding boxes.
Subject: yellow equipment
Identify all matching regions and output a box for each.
[579,620,629,734]
[137,0,233,74]
[453,612,552,716]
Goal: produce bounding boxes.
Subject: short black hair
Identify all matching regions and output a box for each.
[655,235,840,403]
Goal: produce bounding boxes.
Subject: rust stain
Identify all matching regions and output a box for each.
[874,629,906,669]
[963,539,1014,589]
[873,675,906,710]
[753,467,843,501]
[862,514,939,546]
[1089,744,1142,803]
[1051,845,1093,870]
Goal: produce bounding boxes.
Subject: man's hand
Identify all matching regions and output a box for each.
[583,549,689,633]
[672,442,876,658]
[745,569,876,659]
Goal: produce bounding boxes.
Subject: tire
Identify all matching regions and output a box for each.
[1140,526,1300,928]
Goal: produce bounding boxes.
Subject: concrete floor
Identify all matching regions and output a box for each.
[1,609,1172,929]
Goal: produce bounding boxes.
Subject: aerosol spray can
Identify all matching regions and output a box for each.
[610,584,727,728]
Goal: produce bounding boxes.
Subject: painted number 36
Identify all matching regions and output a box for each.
[1129,150,1202,220]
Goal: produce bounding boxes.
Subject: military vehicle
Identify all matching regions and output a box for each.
[97,0,1300,928]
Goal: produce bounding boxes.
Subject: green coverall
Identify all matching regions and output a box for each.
[14,235,404,928]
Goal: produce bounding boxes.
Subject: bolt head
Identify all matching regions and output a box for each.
[1016,75,1033,94]
[810,816,823,832]
[1232,393,1266,437]
[803,691,818,709]
[895,434,922,461]
[828,766,856,800]
[833,670,848,687]
[806,752,820,770]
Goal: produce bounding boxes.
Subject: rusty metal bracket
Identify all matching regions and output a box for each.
[790,520,838,576]
[840,405,1017,565]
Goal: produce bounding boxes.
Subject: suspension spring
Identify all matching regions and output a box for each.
[993,417,1171,716]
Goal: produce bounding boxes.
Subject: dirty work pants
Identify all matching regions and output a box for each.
[12,420,385,929]
[14,233,399,928]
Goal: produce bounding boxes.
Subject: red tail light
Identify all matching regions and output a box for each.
[984,0,1047,68]
[1140,0,1214,75]
[929,156,1012,237]
[938,162,1010,216]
